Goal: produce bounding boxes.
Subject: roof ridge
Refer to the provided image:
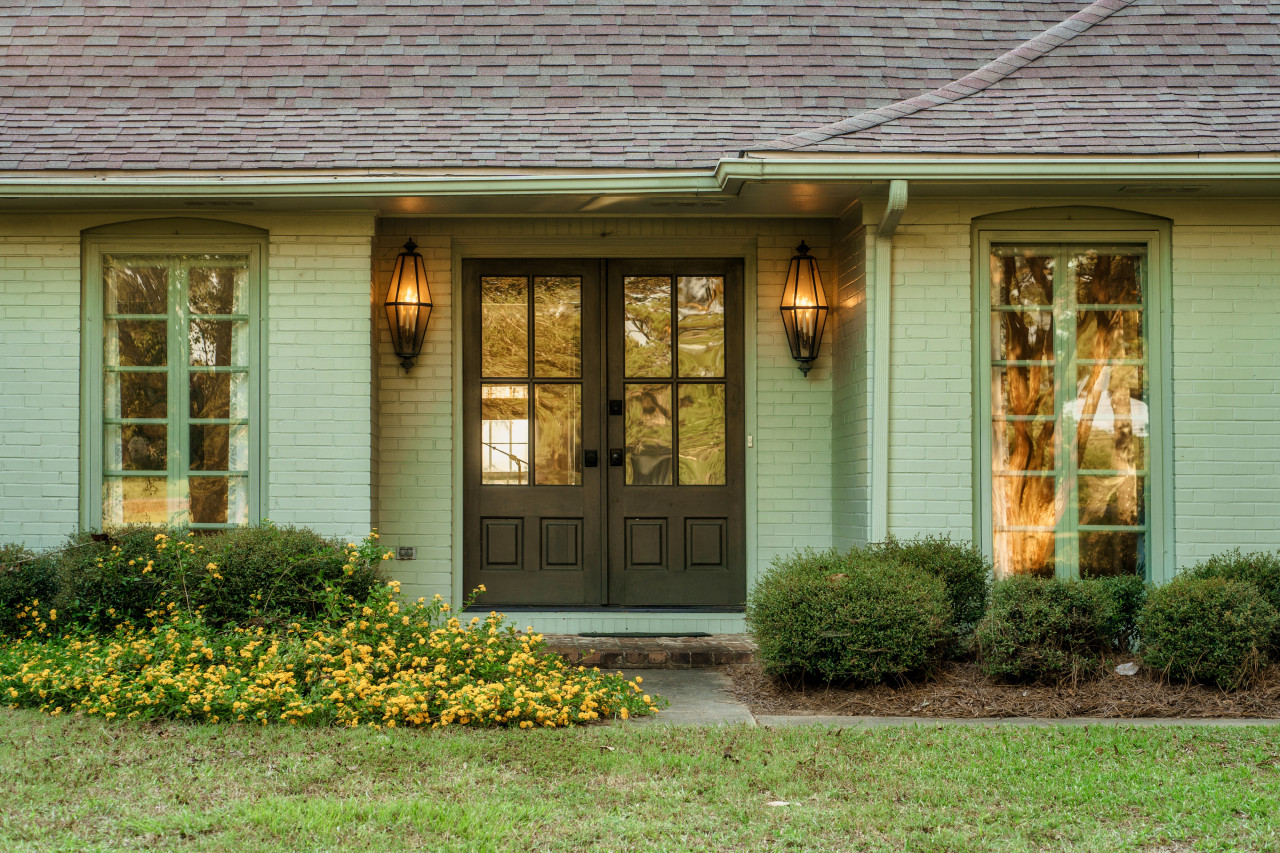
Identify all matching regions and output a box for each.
[760,0,1137,151]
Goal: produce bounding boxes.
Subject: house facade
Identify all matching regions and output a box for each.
[2,1,1278,633]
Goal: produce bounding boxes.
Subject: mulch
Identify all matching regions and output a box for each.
[723,658,1280,719]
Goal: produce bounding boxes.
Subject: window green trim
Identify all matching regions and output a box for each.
[970,209,1173,582]
[81,229,267,531]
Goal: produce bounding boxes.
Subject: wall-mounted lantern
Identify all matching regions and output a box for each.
[384,238,433,370]
[779,240,828,376]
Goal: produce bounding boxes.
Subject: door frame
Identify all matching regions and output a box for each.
[449,235,760,609]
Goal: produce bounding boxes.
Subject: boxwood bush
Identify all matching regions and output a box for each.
[1139,575,1278,689]
[1183,549,1280,646]
[974,575,1120,684]
[1089,573,1149,652]
[745,547,952,684]
[868,535,990,642]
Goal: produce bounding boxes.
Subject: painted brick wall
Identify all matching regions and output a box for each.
[372,216,834,610]
[831,217,871,548]
[755,225,836,566]
[371,224,454,599]
[1170,221,1280,564]
[0,231,81,547]
[265,223,378,537]
[884,211,975,537]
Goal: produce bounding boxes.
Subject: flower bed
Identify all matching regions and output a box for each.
[0,531,659,729]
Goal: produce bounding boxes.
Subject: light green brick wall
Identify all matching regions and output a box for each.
[264,218,378,537]
[371,216,835,626]
[1169,211,1280,564]
[831,216,872,548]
[0,226,81,547]
[882,207,975,537]
[0,212,379,549]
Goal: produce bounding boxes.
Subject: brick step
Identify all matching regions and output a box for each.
[542,633,757,669]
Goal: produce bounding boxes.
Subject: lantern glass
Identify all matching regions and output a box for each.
[384,239,433,369]
[779,242,828,375]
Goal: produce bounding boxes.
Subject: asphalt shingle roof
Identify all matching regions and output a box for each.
[759,0,1280,154]
[0,0,1275,171]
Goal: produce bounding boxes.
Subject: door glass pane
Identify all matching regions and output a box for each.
[481,384,529,485]
[623,276,671,378]
[103,476,170,525]
[190,372,249,419]
[189,319,248,367]
[625,383,672,485]
[189,264,247,314]
[534,384,581,485]
[676,276,724,377]
[108,320,167,367]
[677,384,725,485]
[108,424,167,471]
[1072,250,1143,305]
[533,277,581,378]
[481,277,528,378]
[104,262,167,314]
[107,371,167,419]
[990,249,1054,307]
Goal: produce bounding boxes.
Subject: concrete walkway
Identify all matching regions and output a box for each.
[623,669,1280,728]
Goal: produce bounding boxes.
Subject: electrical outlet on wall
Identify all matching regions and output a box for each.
[396,546,416,561]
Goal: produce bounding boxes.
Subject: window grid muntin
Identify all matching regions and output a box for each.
[989,243,1149,578]
[101,253,251,529]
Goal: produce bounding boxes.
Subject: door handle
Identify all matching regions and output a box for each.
[609,449,624,467]
[584,449,598,468]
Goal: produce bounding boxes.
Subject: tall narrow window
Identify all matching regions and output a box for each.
[988,245,1149,578]
[96,248,258,530]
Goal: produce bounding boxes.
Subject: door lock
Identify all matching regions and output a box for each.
[584,449,599,468]
[608,399,623,416]
[608,448,624,467]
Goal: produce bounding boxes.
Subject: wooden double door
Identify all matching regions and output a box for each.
[462,258,745,607]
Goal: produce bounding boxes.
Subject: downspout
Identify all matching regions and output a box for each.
[871,179,908,542]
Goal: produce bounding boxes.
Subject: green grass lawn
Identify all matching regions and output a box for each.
[2,709,1278,852]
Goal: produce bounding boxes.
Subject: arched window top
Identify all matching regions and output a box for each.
[82,217,268,238]
[973,206,1170,228]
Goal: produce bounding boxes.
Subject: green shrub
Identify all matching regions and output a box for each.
[197,524,384,625]
[975,575,1119,683]
[869,535,990,640]
[746,547,952,684]
[51,527,171,633]
[1139,576,1278,689]
[45,524,388,634]
[0,544,59,636]
[1184,549,1280,644]
[1090,573,1149,651]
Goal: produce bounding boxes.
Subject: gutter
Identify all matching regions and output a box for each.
[0,155,1277,199]
[716,156,1280,186]
[871,180,908,542]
